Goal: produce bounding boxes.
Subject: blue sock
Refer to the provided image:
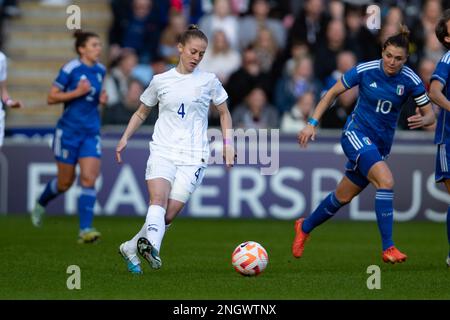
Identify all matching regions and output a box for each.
[375,189,394,251]
[302,192,344,233]
[78,187,96,230]
[38,178,60,207]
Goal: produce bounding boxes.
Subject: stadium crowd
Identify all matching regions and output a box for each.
[14,0,449,133]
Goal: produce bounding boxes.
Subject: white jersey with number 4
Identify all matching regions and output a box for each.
[140,68,228,165]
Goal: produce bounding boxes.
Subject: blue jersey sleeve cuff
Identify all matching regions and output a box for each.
[341,76,351,89]
[53,81,65,90]
[431,74,447,86]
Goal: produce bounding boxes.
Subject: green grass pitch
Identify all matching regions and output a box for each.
[0,216,449,300]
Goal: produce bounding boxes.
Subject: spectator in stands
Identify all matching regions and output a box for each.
[103,78,148,125]
[170,0,206,24]
[274,55,319,115]
[198,0,239,50]
[280,91,315,134]
[109,0,165,63]
[200,29,241,85]
[159,10,187,67]
[410,0,442,67]
[239,0,286,50]
[232,87,279,129]
[313,19,348,83]
[281,39,310,77]
[226,45,272,111]
[320,51,357,129]
[343,3,379,62]
[103,49,138,125]
[287,0,330,53]
[252,27,280,73]
[328,0,344,21]
[131,55,168,88]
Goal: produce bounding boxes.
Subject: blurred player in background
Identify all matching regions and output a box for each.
[293,26,436,264]
[116,25,235,274]
[31,30,108,244]
[429,9,450,267]
[0,50,23,148]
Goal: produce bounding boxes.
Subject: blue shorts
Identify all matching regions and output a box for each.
[435,143,450,183]
[340,127,384,189]
[52,126,101,164]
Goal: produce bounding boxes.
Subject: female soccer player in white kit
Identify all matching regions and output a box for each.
[115,25,235,274]
[0,51,22,147]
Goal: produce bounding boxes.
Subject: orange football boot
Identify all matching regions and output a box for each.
[382,246,408,264]
[292,218,310,258]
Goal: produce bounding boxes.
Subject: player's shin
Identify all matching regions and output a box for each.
[145,205,166,252]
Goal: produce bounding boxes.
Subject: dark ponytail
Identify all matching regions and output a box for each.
[178,24,208,45]
[73,29,99,55]
[383,24,410,53]
[435,9,450,49]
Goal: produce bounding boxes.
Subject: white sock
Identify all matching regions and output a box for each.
[145,205,166,252]
[124,223,147,255]
[165,223,171,231]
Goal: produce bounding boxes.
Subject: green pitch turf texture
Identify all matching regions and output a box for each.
[0,216,449,300]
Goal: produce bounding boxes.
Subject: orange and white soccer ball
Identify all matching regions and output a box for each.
[231,241,269,276]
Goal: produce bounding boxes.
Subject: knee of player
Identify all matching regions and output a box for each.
[149,197,168,208]
[79,175,98,188]
[377,176,394,190]
[57,180,74,192]
[334,192,354,205]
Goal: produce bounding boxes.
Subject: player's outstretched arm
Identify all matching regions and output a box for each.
[407,103,436,130]
[116,103,153,163]
[47,79,92,104]
[216,101,235,168]
[0,80,22,108]
[429,80,450,112]
[298,80,347,148]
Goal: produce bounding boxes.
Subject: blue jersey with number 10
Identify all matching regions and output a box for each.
[53,59,106,134]
[341,59,429,151]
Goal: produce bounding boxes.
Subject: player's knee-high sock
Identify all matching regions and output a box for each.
[302,192,345,233]
[375,189,394,251]
[38,178,61,207]
[125,223,147,254]
[78,187,96,230]
[145,205,166,252]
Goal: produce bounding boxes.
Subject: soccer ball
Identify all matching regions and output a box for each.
[231,241,269,276]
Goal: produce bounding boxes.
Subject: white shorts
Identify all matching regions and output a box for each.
[145,153,207,203]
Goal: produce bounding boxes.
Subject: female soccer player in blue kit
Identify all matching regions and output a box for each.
[429,9,450,267]
[31,30,108,244]
[292,26,436,264]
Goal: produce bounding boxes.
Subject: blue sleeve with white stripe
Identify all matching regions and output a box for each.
[53,67,70,91]
[341,66,360,89]
[431,59,450,87]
